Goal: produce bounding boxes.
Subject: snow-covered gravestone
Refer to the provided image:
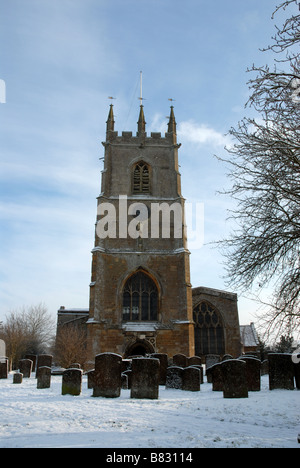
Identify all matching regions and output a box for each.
[131,358,160,400]
[62,368,82,396]
[268,353,295,390]
[36,354,53,378]
[221,359,248,399]
[182,366,201,392]
[92,353,122,398]
[165,366,184,389]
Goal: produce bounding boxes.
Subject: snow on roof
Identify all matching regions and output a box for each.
[240,323,259,348]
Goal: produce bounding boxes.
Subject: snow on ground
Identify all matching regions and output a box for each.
[0,373,299,448]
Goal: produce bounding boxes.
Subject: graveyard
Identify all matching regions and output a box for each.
[0,353,299,448]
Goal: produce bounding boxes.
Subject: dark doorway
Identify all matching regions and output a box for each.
[124,339,155,358]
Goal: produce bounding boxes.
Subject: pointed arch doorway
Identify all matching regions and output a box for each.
[124,339,155,358]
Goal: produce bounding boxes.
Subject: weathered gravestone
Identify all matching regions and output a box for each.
[173,354,187,368]
[205,355,220,382]
[131,358,160,399]
[151,353,168,385]
[240,357,261,392]
[182,367,201,392]
[206,354,220,369]
[222,354,233,362]
[68,363,81,369]
[190,365,204,384]
[36,355,53,378]
[166,366,183,389]
[0,359,8,379]
[19,359,33,379]
[221,359,248,399]
[87,369,95,389]
[13,372,23,384]
[37,366,51,389]
[268,354,295,390]
[92,353,122,398]
[187,356,202,367]
[209,363,223,391]
[62,368,83,396]
[25,355,37,372]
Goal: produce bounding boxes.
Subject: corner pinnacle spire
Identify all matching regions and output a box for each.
[168,106,177,134]
[137,105,146,135]
[106,104,115,134]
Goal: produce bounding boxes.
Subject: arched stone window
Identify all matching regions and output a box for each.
[193,301,225,356]
[122,271,158,321]
[133,162,150,194]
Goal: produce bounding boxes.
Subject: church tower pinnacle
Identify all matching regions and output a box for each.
[106,104,115,134]
[137,105,146,135]
[168,106,177,134]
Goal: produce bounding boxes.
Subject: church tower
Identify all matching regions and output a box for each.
[87,104,195,360]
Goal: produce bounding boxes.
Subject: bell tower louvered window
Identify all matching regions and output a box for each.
[133,162,150,194]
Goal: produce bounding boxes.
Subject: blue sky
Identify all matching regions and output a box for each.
[0,0,289,327]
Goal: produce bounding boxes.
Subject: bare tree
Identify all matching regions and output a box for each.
[54,325,88,370]
[1,304,55,369]
[217,1,300,340]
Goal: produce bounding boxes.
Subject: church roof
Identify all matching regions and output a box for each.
[240,323,259,348]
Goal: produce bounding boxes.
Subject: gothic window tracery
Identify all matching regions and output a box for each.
[122,271,158,321]
[133,162,150,194]
[193,301,225,355]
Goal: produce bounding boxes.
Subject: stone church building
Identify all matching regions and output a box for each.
[57,104,242,363]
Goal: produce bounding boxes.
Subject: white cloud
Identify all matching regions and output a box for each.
[178,120,230,148]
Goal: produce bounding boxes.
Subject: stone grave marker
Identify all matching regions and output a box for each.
[131,358,160,399]
[209,363,223,391]
[87,369,95,389]
[182,366,201,392]
[37,366,51,389]
[165,366,183,389]
[189,364,204,384]
[173,354,187,368]
[151,353,168,385]
[221,359,248,399]
[13,372,23,384]
[62,368,83,396]
[19,359,33,379]
[268,353,295,390]
[187,356,202,367]
[68,363,81,369]
[206,355,220,382]
[92,353,122,398]
[222,354,233,362]
[241,357,261,392]
[25,355,37,372]
[36,355,53,378]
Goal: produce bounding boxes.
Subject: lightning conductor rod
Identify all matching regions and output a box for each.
[140,70,143,105]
